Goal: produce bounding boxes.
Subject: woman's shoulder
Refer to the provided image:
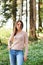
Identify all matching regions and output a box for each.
[22,31,28,35]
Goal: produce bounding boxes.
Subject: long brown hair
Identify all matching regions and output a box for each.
[14,20,23,36]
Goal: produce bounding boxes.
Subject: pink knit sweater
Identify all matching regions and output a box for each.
[8,31,28,56]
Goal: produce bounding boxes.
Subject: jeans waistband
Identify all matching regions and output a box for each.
[10,49,23,52]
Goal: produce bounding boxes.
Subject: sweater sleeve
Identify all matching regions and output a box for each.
[8,32,14,46]
[24,32,28,57]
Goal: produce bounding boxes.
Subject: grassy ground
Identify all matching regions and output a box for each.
[0,44,9,65]
[24,39,43,65]
[0,39,43,65]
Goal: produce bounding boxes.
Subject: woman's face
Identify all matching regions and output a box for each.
[16,22,22,31]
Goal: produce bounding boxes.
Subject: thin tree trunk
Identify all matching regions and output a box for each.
[38,0,42,32]
[19,0,23,20]
[26,0,28,32]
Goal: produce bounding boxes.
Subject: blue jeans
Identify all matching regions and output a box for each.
[9,49,24,65]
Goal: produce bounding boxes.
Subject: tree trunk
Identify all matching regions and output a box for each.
[38,0,42,32]
[19,0,23,20]
[26,0,28,32]
[29,0,37,40]
[12,0,17,29]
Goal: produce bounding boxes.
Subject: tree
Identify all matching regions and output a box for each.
[29,0,37,40]
[38,0,43,32]
[17,0,23,20]
[11,0,17,28]
[0,0,17,28]
[0,0,9,27]
[1,0,11,20]
[26,0,28,32]
[19,0,23,20]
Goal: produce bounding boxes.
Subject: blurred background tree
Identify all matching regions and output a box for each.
[29,0,37,40]
[38,0,43,32]
[0,0,17,28]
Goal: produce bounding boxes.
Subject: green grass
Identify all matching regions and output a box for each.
[0,44,10,65]
[24,39,43,65]
[0,39,43,65]
[0,27,43,65]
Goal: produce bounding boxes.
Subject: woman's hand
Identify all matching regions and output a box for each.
[8,46,11,50]
[24,55,27,62]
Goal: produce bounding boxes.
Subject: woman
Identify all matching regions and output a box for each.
[8,20,28,65]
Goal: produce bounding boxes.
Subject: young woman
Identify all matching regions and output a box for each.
[8,20,28,65]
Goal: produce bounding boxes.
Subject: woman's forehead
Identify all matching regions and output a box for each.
[17,22,21,24]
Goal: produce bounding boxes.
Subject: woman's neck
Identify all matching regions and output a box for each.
[17,30,22,33]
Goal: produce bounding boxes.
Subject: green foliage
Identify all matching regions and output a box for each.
[0,0,12,27]
[0,44,10,65]
[2,1,11,20]
[23,40,43,65]
[0,27,12,44]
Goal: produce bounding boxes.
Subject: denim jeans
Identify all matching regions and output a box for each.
[9,49,24,65]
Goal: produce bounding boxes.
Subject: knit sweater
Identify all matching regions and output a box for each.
[8,31,28,57]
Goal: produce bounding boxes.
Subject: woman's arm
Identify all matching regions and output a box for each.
[24,32,28,57]
[8,32,14,48]
[24,32,28,61]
